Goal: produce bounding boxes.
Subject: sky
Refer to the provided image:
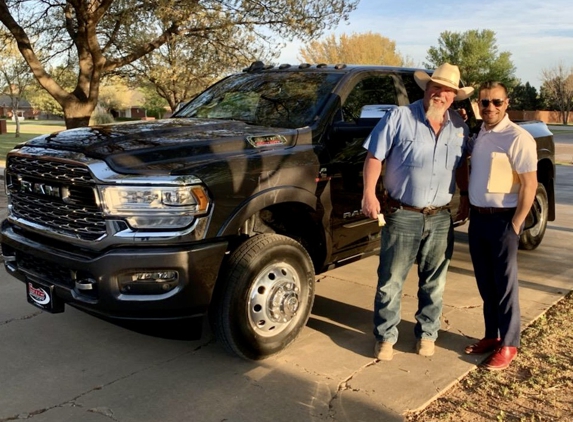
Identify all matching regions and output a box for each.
[277,0,573,90]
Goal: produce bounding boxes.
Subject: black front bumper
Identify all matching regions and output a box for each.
[1,221,228,321]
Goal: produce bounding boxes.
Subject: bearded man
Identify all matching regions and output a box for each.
[361,63,473,361]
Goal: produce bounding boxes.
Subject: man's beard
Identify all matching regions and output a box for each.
[426,100,446,123]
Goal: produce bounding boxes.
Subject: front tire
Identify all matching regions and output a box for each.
[211,234,315,360]
[519,183,549,250]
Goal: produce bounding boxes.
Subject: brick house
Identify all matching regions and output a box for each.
[0,95,35,120]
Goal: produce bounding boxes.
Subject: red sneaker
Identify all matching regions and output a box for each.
[464,337,501,354]
[482,346,518,371]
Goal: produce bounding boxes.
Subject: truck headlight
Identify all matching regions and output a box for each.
[99,185,210,229]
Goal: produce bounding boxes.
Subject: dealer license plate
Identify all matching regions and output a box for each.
[26,280,65,313]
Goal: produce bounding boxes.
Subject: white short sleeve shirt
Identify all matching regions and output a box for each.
[468,114,537,208]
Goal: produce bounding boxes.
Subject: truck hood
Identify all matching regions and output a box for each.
[22,118,304,174]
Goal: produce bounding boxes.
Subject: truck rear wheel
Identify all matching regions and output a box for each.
[519,183,549,250]
[211,234,315,360]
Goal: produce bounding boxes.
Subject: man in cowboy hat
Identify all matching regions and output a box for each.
[361,63,473,361]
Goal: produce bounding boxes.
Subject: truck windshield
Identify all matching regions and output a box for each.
[175,71,343,129]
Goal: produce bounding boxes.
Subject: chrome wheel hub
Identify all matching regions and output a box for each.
[248,262,301,337]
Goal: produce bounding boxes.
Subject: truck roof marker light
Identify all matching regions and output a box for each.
[244,61,266,73]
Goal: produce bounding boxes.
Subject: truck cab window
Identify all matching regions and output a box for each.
[342,75,399,122]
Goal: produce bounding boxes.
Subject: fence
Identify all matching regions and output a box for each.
[507,110,573,124]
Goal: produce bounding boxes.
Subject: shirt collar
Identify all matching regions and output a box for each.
[481,113,510,133]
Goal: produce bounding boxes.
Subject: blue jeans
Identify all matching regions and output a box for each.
[374,208,454,344]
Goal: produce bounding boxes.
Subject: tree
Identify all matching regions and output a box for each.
[0,0,358,129]
[425,29,517,93]
[509,82,541,111]
[139,84,169,119]
[26,65,77,119]
[126,30,268,112]
[540,63,573,125]
[298,32,412,66]
[0,32,36,136]
[98,76,133,116]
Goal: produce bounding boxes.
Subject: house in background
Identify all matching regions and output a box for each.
[109,90,153,120]
[0,95,35,120]
[113,106,148,120]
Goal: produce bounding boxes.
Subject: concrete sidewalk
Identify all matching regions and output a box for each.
[283,165,573,420]
[0,166,571,421]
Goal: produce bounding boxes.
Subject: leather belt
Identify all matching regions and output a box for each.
[471,205,516,214]
[387,198,449,216]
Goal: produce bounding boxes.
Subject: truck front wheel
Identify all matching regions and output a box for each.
[211,234,315,360]
[519,183,549,250]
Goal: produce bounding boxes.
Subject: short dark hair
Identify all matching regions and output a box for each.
[478,81,508,97]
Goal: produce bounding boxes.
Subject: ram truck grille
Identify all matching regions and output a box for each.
[6,156,106,241]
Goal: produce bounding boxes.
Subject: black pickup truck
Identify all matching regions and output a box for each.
[1,62,556,359]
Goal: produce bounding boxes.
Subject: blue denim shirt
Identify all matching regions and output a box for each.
[363,100,469,208]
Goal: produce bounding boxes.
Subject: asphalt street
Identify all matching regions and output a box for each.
[0,141,572,422]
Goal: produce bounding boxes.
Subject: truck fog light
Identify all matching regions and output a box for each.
[119,270,179,295]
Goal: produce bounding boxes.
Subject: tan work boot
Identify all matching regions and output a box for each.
[416,339,435,357]
[374,341,394,361]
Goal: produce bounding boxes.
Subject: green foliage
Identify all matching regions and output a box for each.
[509,83,542,111]
[425,29,517,94]
[89,106,115,125]
[138,84,169,118]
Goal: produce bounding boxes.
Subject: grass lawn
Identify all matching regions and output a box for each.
[0,120,66,160]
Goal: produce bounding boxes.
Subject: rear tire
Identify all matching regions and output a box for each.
[519,183,548,250]
[211,234,315,360]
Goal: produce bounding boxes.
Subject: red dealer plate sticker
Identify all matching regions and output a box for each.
[26,280,65,313]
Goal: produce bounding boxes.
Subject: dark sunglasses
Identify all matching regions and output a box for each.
[480,98,505,107]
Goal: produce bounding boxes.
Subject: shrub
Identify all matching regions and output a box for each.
[89,106,115,125]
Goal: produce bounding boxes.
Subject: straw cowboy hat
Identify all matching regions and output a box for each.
[414,63,474,101]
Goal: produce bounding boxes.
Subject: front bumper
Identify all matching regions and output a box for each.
[1,221,228,320]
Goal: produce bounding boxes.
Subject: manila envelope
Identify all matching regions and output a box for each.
[487,152,520,194]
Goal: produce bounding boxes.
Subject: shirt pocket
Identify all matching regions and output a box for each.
[446,137,464,170]
[400,139,425,168]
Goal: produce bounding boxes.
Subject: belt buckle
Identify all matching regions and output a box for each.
[422,206,436,215]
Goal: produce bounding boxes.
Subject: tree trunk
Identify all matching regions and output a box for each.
[11,107,21,137]
[64,115,92,129]
[62,98,97,129]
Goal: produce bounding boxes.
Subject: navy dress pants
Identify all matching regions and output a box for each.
[468,208,521,347]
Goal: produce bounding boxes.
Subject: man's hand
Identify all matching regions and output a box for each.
[456,108,468,121]
[361,194,381,220]
[454,195,470,223]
